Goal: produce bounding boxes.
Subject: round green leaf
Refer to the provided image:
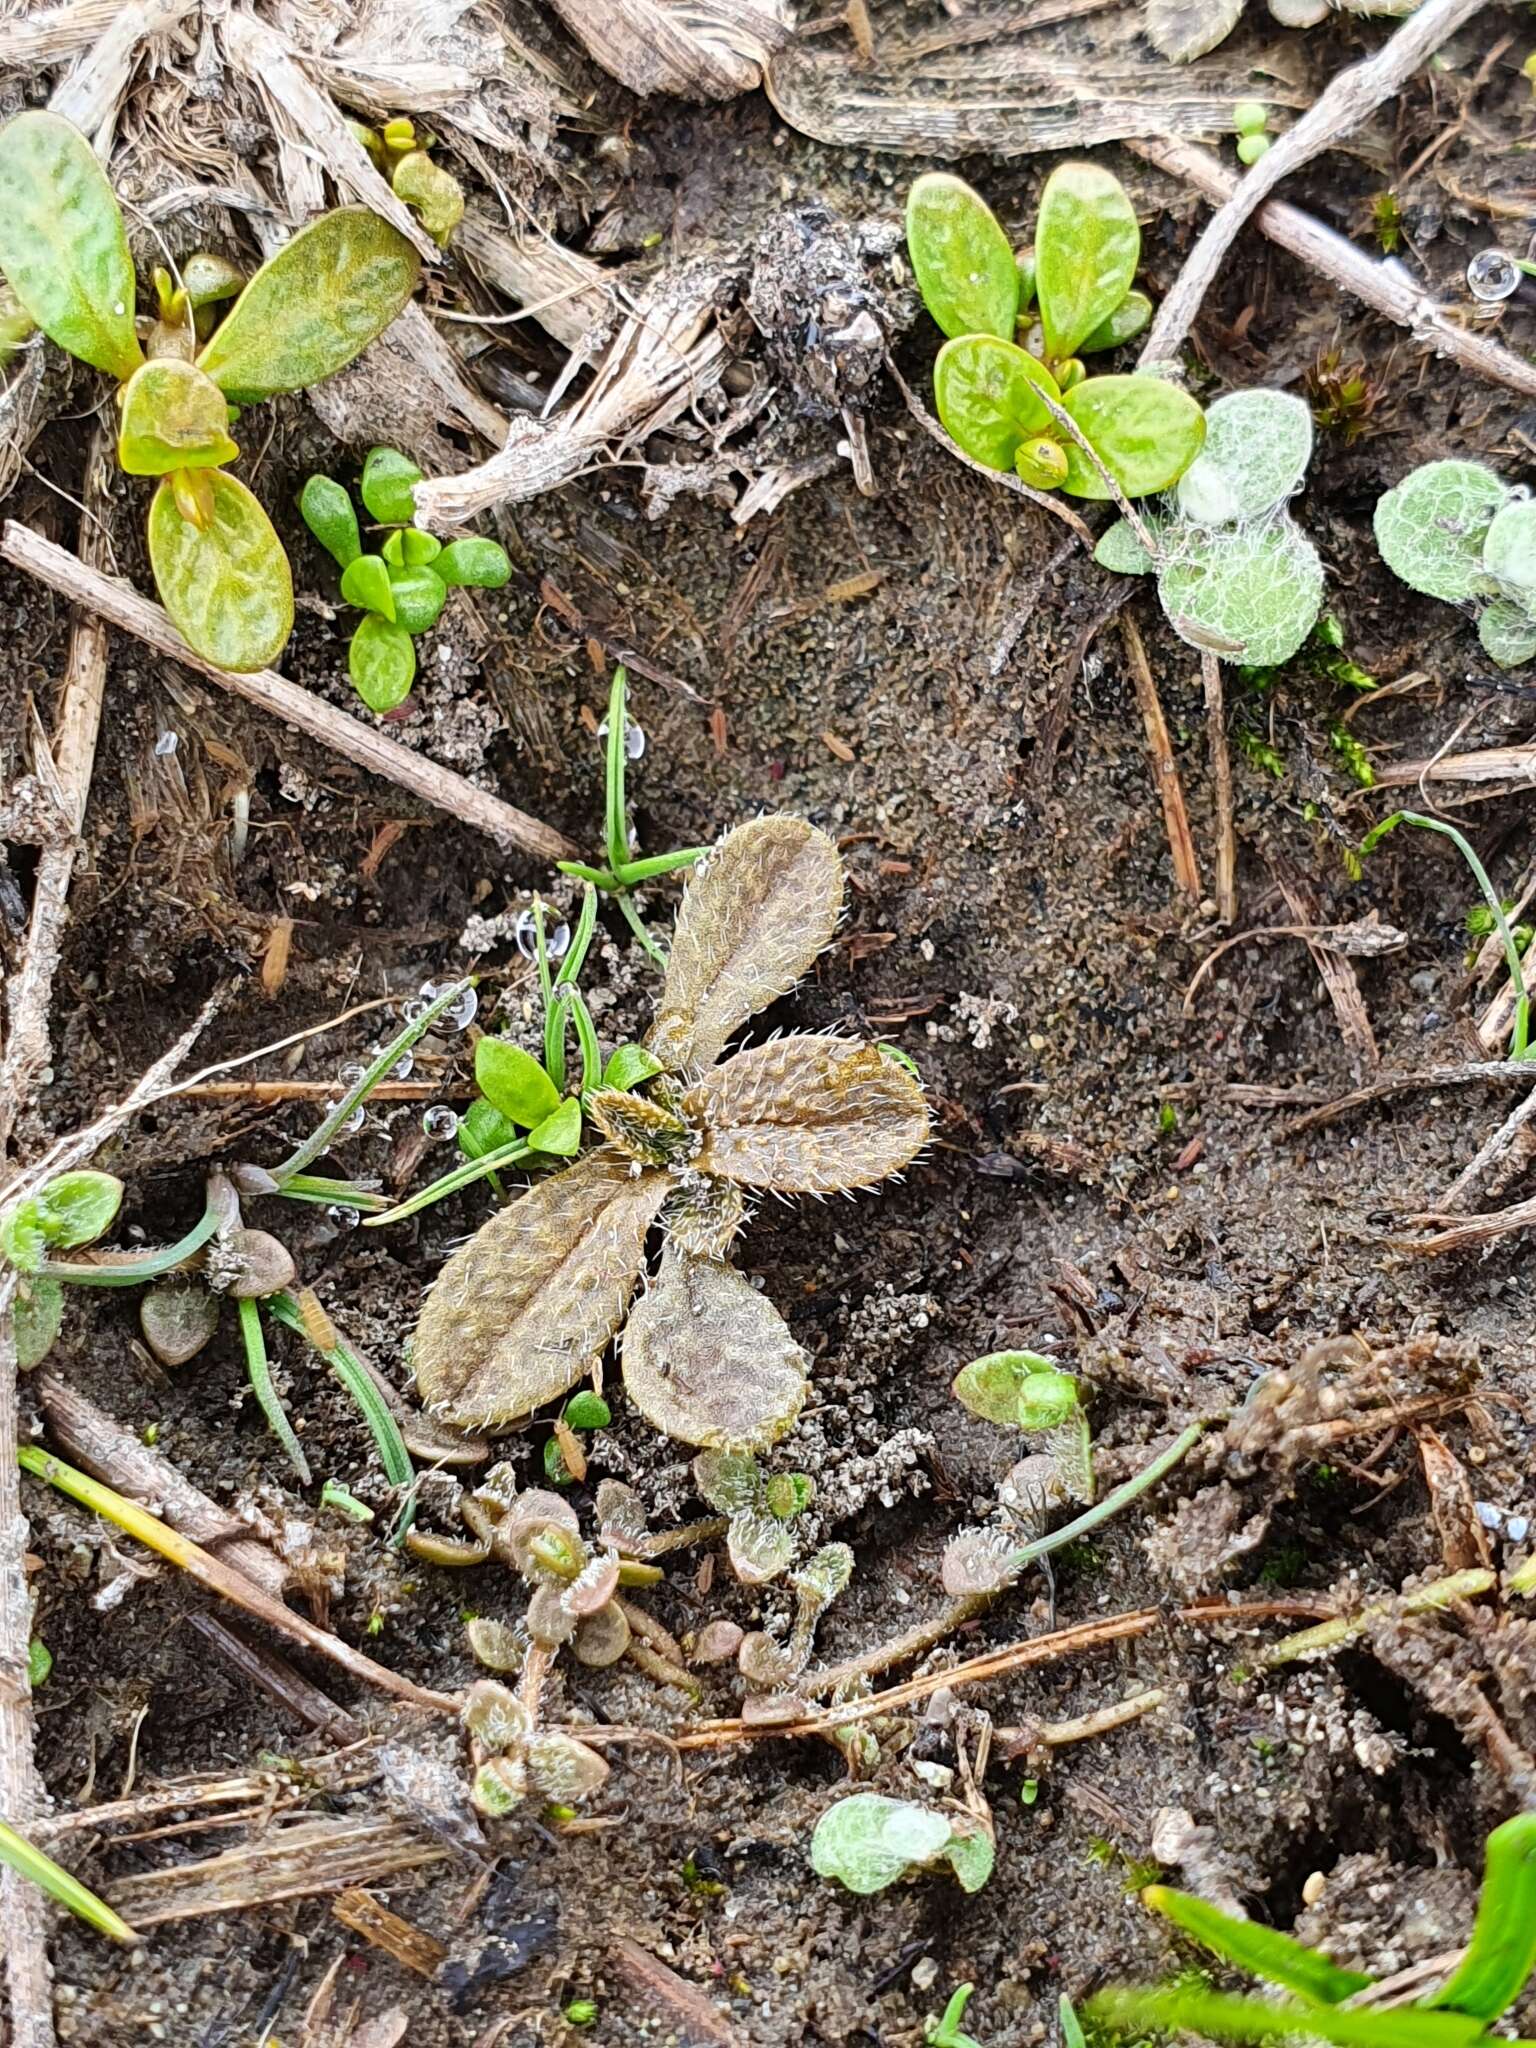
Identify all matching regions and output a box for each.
[392,149,464,248]
[196,208,421,402]
[458,1095,517,1159]
[1158,516,1324,667]
[1094,517,1157,575]
[602,1043,664,1091]
[118,360,238,476]
[1034,161,1140,364]
[954,1350,1054,1426]
[16,1279,63,1372]
[1079,288,1153,354]
[563,1392,611,1431]
[401,528,442,567]
[149,471,294,672]
[34,1169,123,1248]
[1015,1366,1081,1429]
[340,553,396,621]
[528,1097,583,1157]
[361,445,424,525]
[0,1200,45,1272]
[905,171,1019,342]
[1059,374,1205,500]
[1374,460,1505,603]
[1483,499,1536,596]
[182,251,244,312]
[475,1039,562,1128]
[436,536,512,589]
[300,474,361,568]
[348,614,415,711]
[934,335,1061,472]
[1196,389,1313,519]
[388,563,448,634]
[0,111,142,381]
[810,1795,953,1894]
[1478,599,1536,669]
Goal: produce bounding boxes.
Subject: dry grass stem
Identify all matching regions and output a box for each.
[1200,648,1236,925]
[1121,617,1200,901]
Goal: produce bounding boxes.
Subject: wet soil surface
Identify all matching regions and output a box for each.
[7,10,1536,2044]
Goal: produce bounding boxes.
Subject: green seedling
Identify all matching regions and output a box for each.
[564,2001,599,2028]
[0,1819,140,1946]
[27,1638,52,1688]
[692,1448,815,1585]
[1374,459,1536,668]
[411,817,929,1447]
[0,1168,122,1370]
[810,1792,995,1895]
[905,165,1204,500]
[300,449,509,712]
[1089,1814,1536,2047]
[1362,811,1532,1058]
[0,111,419,671]
[1095,389,1325,666]
[1234,100,1271,165]
[558,665,710,965]
[927,1984,985,2048]
[352,115,465,247]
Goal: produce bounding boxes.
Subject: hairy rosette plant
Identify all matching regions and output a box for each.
[1375,460,1536,668]
[906,165,1204,500]
[411,816,930,1448]
[1094,389,1325,665]
[0,111,420,671]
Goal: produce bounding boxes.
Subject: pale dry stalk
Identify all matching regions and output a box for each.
[1120,616,1201,901]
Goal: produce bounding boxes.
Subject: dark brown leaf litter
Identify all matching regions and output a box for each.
[11,10,1536,2046]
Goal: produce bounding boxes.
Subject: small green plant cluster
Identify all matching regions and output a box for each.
[0,112,419,672]
[944,1351,1094,1605]
[0,1170,123,1369]
[1095,390,1326,666]
[905,166,1205,500]
[300,450,510,712]
[1090,1813,1536,2048]
[350,116,464,246]
[1374,460,1536,667]
[1233,100,1271,164]
[810,1791,995,1896]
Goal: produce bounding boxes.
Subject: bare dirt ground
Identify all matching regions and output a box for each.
[5,3,1536,2044]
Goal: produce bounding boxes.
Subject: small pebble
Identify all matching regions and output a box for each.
[1302,1871,1327,1906]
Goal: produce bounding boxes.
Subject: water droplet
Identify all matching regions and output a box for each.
[401,996,431,1025]
[338,1062,367,1087]
[154,730,178,758]
[514,912,571,962]
[327,1102,365,1136]
[325,1204,360,1229]
[596,717,646,760]
[392,1049,415,1079]
[418,979,440,1001]
[443,984,478,1029]
[423,1104,460,1140]
[1467,248,1520,303]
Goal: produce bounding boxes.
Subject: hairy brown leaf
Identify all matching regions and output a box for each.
[647,816,843,1072]
[621,1247,808,1450]
[686,1038,929,1193]
[587,1087,698,1166]
[662,1173,746,1257]
[411,1147,667,1429]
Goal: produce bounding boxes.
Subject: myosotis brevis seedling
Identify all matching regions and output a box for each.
[558,665,709,966]
[1362,812,1532,1059]
[1,980,474,1504]
[0,112,421,671]
[1094,390,1326,666]
[905,166,1205,500]
[810,1789,996,1896]
[300,447,511,713]
[410,815,931,1449]
[1090,1812,1536,2047]
[1374,460,1536,668]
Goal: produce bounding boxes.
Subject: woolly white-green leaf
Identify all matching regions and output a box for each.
[1094,517,1156,575]
[1197,389,1313,519]
[1482,498,1536,596]
[1175,453,1241,527]
[810,1795,953,1894]
[1477,599,1536,669]
[1158,517,1324,666]
[1374,460,1504,603]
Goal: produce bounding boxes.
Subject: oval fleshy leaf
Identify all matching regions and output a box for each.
[392,149,464,248]
[528,1098,582,1156]
[686,1037,929,1194]
[349,615,415,711]
[15,1277,64,1371]
[1079,288,1153,354]
[475,1039,561,1128]
[148,471,294,672]
[953,1350,1045,1425]
[573,1602,630,1667]
[388,563,448,634]
[1059,375,1205,499]
[196,207,420,402]
[1483,498,1536,595]
[1477,599,1536,668]
[1157,517,1324,667]
[1196,389,1313,519]
[361,445,423,525]
[411,1146,667,1430]
[622,1247,808,1451]
[1373,460,1504,603]
[340,553,395,620]
[34,1169,123,1247]
[436,536,511,588]
[1016,1367,1080,1428]
[300,474,361,567]
[941,1527,1021,1596]
[1034,162,1140,363]
[0,111,142,380]
[728,1508,797,1585]
[934,334,1061,473]
[140,1284,221,1368]
[118,361,239,476]
[648,816,844,1072]
[905,171,1019,342]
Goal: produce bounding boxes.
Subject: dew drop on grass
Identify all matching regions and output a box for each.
[339,1062,367,1087]
[514,912,570,962]
[423,1105,459,1140]
[1467,249,1520,303]
[392,1049,415,1079]
[596,717,646,760]
[401,996,431,1025]
[443,984,478,1028]
[325,1204,360,1229]
[329,1103,366,1135]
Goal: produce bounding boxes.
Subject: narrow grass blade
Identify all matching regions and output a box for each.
[1087,1985,1487,2048]
[237,1296,311,1484]
[1426,1813,1536,2021]
[362,1136,531,1226]
[1143,1886,1373,2004]
[0,1819,140,1945]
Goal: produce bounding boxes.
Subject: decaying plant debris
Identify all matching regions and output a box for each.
[7,0,1536,2042]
